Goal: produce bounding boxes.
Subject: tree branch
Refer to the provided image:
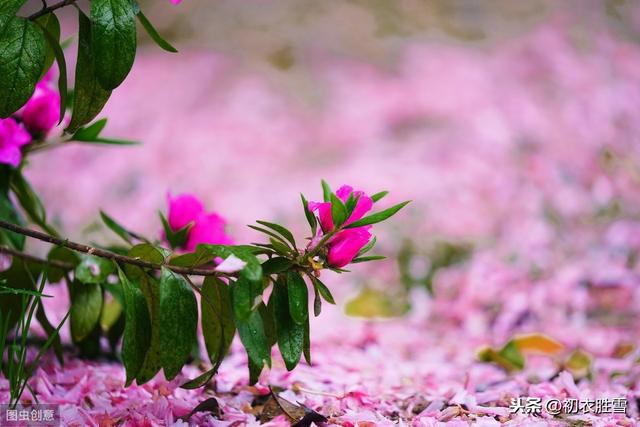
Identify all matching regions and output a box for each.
[0,220,225,277]
[28,0,77,21]
[0,246,74,270]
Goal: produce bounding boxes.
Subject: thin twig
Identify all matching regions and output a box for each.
[28,0,77,21]
[0,246,73,270]
[0,220,225,277]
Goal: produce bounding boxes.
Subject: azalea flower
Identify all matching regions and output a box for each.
[166,193,233,251]
[21,81,60,136]
[0,118,31,168]
[309,185,374,267]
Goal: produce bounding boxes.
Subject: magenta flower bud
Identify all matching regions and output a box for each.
[167,193,204,230]
[166,193,233,251]
[309,185,373,232]
[21,82,60,135]
[0,118,31,168]
[184,212,234,251]
[327,227,372,268]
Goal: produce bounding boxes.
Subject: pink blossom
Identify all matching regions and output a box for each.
[0,118,31,167]
[21,81,60,135]
[309,185,373,232]
[169,0,181,4]
[309,185,374,267]
[327,227,372,267]
[166,193,233,251]
[185,212,233,251]
[167,193,204,230]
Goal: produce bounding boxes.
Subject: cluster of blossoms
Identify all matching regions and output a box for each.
[164,184,387,269]
[0,74,59,168]
[309,185,374,267]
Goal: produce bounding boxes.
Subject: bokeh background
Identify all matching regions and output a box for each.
[17,1,640,424]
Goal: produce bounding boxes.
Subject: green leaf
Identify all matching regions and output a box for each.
[118,267,151,385]
[0,0,25,29]
[303,316,311,365]
[0,258,42,330]
[259,301,276,348]
[132,267,162,384]
[75,255,115,284]
[99,296,122,332]
[350,255,386,264]
[0,15,45,117]
[34,12,60,80]
[356,236,376,257]
[321,180,331,203]
[34,13,66,125]
[345,200,411,228]
[91,0,137,90]
[286,271,308,325]
[159,212,190,249]
[308,275,335,305]
[169,245,213,268]
[313,284,321,317]
[10,171,56,235]
[498,340,525,370]
[136,10,178,53]
[261,257,293,275]
[248,358,262,386]
[71,117,108,141]
[235,309,270,384]
[231,276,258,321]
[300,193,317,234]
[248,225,291,250]
[47,246,80,283]
[75,137,139,145]
[330,193,347,226]
[255,220,297,250]
[128,243,164,265]
[345,288,410,318]
[272,278,303,371]
[269,238,291,256]
[66,12,112,133]
[159,267,197,380]
[69,281,103,342]
[35,302,64,363]
[100,210,135,244]
[344,192,360,216]
[0,189,25,250]
[180,367,217,390]
[370,191,388,203]
[102,299,125,352]
[201,277,235,366]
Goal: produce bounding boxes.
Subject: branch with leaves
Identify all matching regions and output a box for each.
[0,177,408,387]
[0,0,410,394]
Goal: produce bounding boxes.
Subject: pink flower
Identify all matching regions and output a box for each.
[21,81,60,135]
[309,185,373,232]
[327,227,372,268]
[0,118,31,168]
[309,185,374,267]
[167,193,204,230]
[185,212,233,250]
[169,0,181,4]
[166,193,233,251]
